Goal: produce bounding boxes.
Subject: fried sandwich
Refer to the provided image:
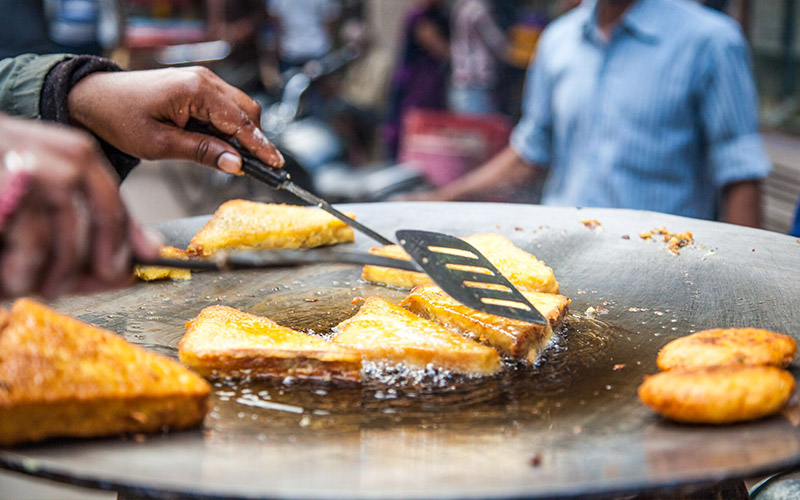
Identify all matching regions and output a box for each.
[0,299,210,446]
[187,200,355,257]
[135,245,192,281]
[332,297,501,375]
[179,305,362,382]
[361,233,559,293]
[402,284,569,363]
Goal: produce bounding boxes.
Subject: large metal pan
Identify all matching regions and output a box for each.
[1,202,799,499]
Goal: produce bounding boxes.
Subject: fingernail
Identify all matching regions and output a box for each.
[217,152,241,174]
[271,149,285,168]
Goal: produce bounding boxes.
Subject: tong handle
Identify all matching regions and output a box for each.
[184,119,288,188]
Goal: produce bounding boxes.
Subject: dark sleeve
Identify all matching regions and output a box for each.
[40,55,140,180]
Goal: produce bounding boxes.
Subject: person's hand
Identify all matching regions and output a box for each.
[66,66,284,174]
[0,115,161,299]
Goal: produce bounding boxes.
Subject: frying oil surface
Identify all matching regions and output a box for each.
[205,315,629,436]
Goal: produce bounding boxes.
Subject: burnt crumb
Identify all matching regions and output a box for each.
[752,249,756,252]
[514,226,523,232]
[639,226,694,254]
[528,452,543,467]
[613,364,626,371]
[304,298,319,303]
[621,234,630,240]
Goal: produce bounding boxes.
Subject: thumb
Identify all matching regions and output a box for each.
[159,125,243,174]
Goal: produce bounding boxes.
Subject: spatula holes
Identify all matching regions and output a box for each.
[427,246,479,259]
[480,297,533,311]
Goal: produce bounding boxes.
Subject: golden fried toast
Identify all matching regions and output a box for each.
[0,299,210,446]
[332,297,501,375]
[135,246,192,281]
[402,284,569,363]
[657,328,797,371]
[361,233,559,293]
[638,365,795,424]
[179,306,362,382]
[187,200,355,256]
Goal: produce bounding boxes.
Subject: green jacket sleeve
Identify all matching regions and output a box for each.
[0,53,72,119]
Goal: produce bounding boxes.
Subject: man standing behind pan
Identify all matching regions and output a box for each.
[418,0,770,227]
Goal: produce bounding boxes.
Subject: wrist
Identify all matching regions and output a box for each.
[66,72,103,131]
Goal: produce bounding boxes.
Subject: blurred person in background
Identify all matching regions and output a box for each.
[412,0,770,228]
[0,0,123,59]
[267,0,341,72]
[792,201,800,237]
[448,0,508,115]
[206,0,267,92]
[0,53,282,298]
[383,0,450,158]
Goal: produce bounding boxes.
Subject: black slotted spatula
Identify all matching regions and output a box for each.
[396,230,548,325]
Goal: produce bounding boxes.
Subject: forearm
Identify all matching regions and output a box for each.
[437,146,539,201]
[722,180,761,228]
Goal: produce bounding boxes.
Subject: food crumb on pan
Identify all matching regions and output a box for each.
[351,297,365,305]
[528,452,543,467]
[621,234,630,240]
[613,364,626,371]
[304,298,319,303]
[639,227,694,254]
[581,219,602,230]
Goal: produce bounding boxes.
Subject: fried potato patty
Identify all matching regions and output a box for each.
[638,365,795,424]
[657,328,796,371]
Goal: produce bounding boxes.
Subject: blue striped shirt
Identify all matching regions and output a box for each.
[509,0,771,219]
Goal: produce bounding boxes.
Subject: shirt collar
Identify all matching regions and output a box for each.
[581,0,662,45]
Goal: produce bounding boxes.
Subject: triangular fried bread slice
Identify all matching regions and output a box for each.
[179,306,362,382]
[187,200,355,256]
[332,297,501,375]
[402,284,570,364]
[0,299,210,446]
[361,233,559,293]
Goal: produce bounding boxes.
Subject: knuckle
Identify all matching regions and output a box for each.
[194,138,213,164]
[180,71,204,95]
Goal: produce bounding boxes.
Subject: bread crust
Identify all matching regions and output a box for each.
[187,200,355,257]
[402,284,569,363]
[332,297,501,375]
[179,305,362,382]
[638,365,795,424]
[0,299,210,446]
[657,328,797,371]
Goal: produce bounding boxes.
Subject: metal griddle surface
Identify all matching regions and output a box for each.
[2,203,800,499]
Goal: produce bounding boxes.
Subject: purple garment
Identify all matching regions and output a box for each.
[384,4,449,156]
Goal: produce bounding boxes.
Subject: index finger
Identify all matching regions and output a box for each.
[201,93,285,169]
